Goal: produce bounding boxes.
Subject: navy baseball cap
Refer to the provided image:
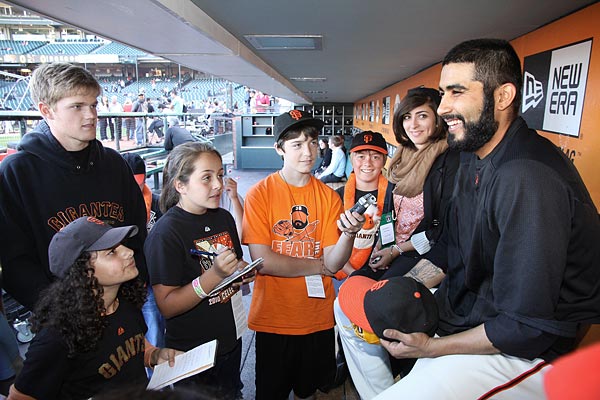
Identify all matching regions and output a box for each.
[49,216,138,278]
[339,276,439,342]
[274,110,325,140]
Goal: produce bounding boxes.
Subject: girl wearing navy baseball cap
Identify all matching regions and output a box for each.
[9,216,180,399]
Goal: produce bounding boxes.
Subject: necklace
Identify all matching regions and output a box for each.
[105,297,120,315]
[279,170,300,207]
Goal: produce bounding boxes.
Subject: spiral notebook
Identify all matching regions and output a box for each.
[208,257,263,296]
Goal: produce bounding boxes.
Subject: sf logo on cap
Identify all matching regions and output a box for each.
[289,110,303,120]
[370,279,388,292]
[363,134,373,143]
[86,216,104,226]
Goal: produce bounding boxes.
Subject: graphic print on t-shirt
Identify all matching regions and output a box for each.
[98,332,145,379]
[193,231,238,304]
[272,204,321,258]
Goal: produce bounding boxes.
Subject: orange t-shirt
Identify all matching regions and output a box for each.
[242,173,343,335]
[142,184,152,223]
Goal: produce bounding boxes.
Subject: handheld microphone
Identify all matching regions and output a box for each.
[341,193,376,228]
[349,193,377,215]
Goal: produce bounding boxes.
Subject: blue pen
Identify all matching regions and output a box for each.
[190,248,218,257]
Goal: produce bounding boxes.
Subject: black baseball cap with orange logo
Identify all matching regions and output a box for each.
[350,131,388,155]
[338,275,438,342]
[274,110,325,140]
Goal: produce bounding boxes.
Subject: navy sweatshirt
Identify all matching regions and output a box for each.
[0,120,148,310]
[433,117,600,362]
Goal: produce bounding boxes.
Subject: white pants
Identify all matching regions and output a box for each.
[334,298,396,399]
[334,298,551,399]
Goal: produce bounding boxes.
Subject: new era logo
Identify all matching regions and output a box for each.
[522,71,544,112]
[117,327,125,336]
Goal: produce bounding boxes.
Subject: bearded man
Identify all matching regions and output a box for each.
[371,38,600,399]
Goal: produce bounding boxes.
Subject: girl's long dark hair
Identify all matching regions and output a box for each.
[31,252,146,358]
[319,138,329,158]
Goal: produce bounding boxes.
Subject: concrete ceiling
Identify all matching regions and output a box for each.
[5,0,597,104]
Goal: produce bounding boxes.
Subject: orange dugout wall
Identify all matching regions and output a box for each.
[354,3,600,208]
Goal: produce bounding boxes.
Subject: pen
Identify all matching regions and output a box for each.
[190,249,218,257]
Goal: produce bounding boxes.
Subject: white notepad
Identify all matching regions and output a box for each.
[147,339,218,390]
[208,257,263,296]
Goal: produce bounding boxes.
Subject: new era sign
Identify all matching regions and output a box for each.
[521,39,592,137]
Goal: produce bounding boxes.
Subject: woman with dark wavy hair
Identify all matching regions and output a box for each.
[366,87,459,279]
[9,216,180,400]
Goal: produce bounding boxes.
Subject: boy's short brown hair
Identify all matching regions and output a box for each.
[30,63,101,109]
[276,125,321,150]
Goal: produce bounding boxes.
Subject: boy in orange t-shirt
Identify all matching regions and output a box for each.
[242,110,364,399]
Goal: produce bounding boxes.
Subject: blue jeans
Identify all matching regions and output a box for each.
[142,286,165,348]
[135,119,145,145]
[333,276,346,295]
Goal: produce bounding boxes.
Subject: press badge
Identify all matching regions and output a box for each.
[231,291,248,339]
[305,275,326,298]
[379,211,396,248]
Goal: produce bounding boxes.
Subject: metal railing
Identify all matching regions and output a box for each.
[0,111,235,152]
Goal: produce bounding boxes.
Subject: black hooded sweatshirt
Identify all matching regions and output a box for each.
[0,120,148,310]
